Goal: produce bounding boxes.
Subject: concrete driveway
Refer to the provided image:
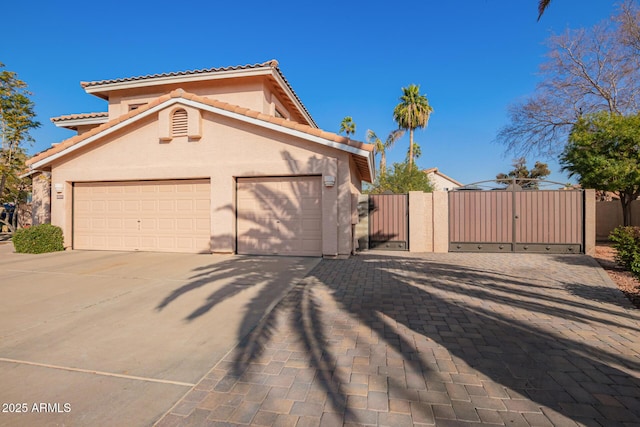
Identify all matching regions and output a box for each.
[0,247,319,426]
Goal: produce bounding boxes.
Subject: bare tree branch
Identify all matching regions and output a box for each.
[498,4,640,156]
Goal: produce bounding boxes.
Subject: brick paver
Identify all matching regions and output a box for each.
[156,252,640,426]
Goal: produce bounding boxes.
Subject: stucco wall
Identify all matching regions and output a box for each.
[596,200,640,240]
[426,173,460,191]
[106,78,304,125]
[48,105,356,256]
[31,172,51,226]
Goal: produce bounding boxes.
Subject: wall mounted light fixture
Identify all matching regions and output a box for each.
[323,176,336,187]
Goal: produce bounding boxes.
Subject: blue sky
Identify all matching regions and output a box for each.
[2,0,616,185]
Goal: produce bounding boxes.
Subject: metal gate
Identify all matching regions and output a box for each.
[449,181,584,253]
[369,194,408,250]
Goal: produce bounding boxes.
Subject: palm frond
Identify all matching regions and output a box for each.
[385,129,405,149]
[538,0,551,21]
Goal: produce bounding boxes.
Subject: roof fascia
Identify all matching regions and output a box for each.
[52,116,108,129]
[435,171,463,186]
[31,98,372,172]
[270,70,317,128]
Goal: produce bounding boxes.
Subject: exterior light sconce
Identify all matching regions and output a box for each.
[54,183,64,199]
[323,176,336,187]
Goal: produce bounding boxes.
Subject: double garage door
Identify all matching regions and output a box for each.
[73,177,322,256]
[73,180,211,253]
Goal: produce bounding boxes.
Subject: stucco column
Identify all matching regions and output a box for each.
[210,173,234,254]
[584,188,596,256]
[409,191,428,252]
[322,158,339,257]
[432,191,449,253]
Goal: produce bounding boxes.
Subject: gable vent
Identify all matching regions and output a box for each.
[172,109,188,137]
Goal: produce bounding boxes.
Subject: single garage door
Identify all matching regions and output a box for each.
[74,179,211,253]
[237,176,322,256]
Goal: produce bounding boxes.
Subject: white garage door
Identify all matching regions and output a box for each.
[237,177,322,256]
[74,180,211,253]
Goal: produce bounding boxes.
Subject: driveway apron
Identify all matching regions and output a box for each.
[157,252,640,426]
[0,250,319,427]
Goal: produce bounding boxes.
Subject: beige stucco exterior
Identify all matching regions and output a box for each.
[28,62,374,257]
[424,168,462,191]
[596,198,640,240]
[407,191,449,253]
[31,172,51,226]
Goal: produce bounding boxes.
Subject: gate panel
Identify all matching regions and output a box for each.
[369,194,408,250]
[515,190,582,253]
[449,189,584,253]
[449,191,513,251]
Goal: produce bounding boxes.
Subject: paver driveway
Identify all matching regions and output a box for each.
[158,252,640,427]
[0,249,319,427]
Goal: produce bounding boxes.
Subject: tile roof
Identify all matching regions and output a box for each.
[80,60,278,88]
[28,89,374,180]
[80,60,316,128]
[50,112,109,123]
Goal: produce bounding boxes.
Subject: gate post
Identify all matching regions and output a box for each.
[433,191,449,253]
[584,189,596,256]
[409,191,429,252]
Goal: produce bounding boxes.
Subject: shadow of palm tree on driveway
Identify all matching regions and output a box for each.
[225,253,640,425]
[156,250,640,425]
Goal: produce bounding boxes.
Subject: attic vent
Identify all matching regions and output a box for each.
[172,109,188,137]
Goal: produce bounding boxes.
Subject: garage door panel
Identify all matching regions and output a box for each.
[74,180,211,253]
[303,239,322,251]
[91,218,107,230]
[237,177,321,256]
[107,218,123,229]
[195,218,209,231]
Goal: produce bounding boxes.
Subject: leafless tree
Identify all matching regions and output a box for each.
[497,1,640,157]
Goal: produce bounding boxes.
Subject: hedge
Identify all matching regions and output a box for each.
[609,226,640,280]
[12,224,65,254]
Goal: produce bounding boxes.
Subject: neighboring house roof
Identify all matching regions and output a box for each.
[27,89,375,182]
[51,112,109,130]
[424,167,463,188]
[79,60,317,128]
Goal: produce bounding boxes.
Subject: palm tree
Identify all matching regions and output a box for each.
[407,141,422,162]
[392,84,433,171]
[538,0,551,20]
[366,129,405,175]
[339,116,356,137]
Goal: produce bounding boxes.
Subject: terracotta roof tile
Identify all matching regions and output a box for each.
[27,90,373,168]
[81,61,278,89]
[307,128,323,137]
[50,112,109,123]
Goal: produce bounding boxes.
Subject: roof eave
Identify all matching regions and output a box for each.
[52,116,109,129]
[29,97,372,171]
[270,69,317,128]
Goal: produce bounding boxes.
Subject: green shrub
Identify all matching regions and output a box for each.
[12,224,64,254]
[609,226,640,279]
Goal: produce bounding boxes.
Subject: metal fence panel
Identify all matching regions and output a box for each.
[369,194,408,250]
